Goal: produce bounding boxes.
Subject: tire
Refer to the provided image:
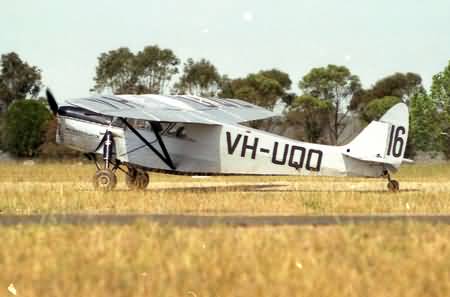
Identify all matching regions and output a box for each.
[126,169,149,190]
[135,172,150,190]
[387,180,400,192]
[125,167,138,189]
[93,169,117,191]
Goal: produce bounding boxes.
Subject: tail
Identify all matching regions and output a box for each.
[343,103,409,170]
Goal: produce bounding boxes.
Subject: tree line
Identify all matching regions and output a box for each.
[0,46,449,159]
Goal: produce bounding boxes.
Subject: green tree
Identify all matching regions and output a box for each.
[258,69,292,91]
[218,75,233,97]
[409,91,440,152]
[350,72,422,110]
[431,60,450,157]
[432,60,450,118]
[258,69,294,105]
[360,96,401,123]
[299,65,361,144]
[134,45,180,94]
[93,47,136,94]
[286,95,332,142]
[5,100,52,157]
[219,73,284,109]
[175,58,221,96]
[219,69,292,108]
[0,52,42,107]
[349,72,423,157]
[236,74,284,109]
[93,45,180,94]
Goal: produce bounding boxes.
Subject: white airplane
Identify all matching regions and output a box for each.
[46,89,409,191]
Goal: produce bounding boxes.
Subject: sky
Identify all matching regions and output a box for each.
[1,0,449,100]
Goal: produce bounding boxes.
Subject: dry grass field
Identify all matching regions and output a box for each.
[0,162,449,297]
[0,223,449,297]
[0,162,449,214]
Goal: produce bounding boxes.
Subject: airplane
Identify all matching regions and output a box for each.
[46,89,409,192]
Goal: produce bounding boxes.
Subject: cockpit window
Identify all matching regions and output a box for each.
[167,124,187,138]
[111,118,126,128]
[145,122,187,138]
[127,119,148,129]
[120,119,188,139]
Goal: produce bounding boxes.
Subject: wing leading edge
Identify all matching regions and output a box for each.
[65,94,278,125]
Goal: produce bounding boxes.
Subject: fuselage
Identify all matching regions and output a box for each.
[57,110,385,177]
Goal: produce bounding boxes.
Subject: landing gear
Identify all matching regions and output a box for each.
[89,118,174,191]
[126,166,150,190]
[384,170,400,192]
[92,130,118,191]
[387,180,400,192]
[93,169,117,191]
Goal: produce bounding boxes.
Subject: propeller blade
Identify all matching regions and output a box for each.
[46,88,59,115]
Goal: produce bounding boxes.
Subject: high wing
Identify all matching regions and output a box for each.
[65,94,278,124]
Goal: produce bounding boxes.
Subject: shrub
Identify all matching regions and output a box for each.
[5,99,52,157]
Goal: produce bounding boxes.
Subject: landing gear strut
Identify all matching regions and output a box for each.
[89,130,151,191]
[384,170,399,192]
[92,130,118,191]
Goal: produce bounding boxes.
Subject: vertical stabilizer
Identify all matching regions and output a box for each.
[343,103,409,169]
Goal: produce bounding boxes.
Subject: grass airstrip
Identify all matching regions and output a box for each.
[0,162,449,214]
[0,162,449,297]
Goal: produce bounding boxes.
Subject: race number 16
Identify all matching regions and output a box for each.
[387,125,406,158]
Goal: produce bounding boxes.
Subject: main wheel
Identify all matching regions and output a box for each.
[125,167,138,189]
[93,169,117,191]
[135,172,150,190]
[126,169,149,190]
[387,180,400,192]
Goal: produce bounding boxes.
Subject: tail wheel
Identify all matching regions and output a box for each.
[387,180,400,192]
[93,169,117,191]
[126,169,149,190]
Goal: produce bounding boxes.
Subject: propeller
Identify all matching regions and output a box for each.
[46,88,59,115]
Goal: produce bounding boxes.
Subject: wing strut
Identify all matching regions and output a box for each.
[120,118,176,170]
